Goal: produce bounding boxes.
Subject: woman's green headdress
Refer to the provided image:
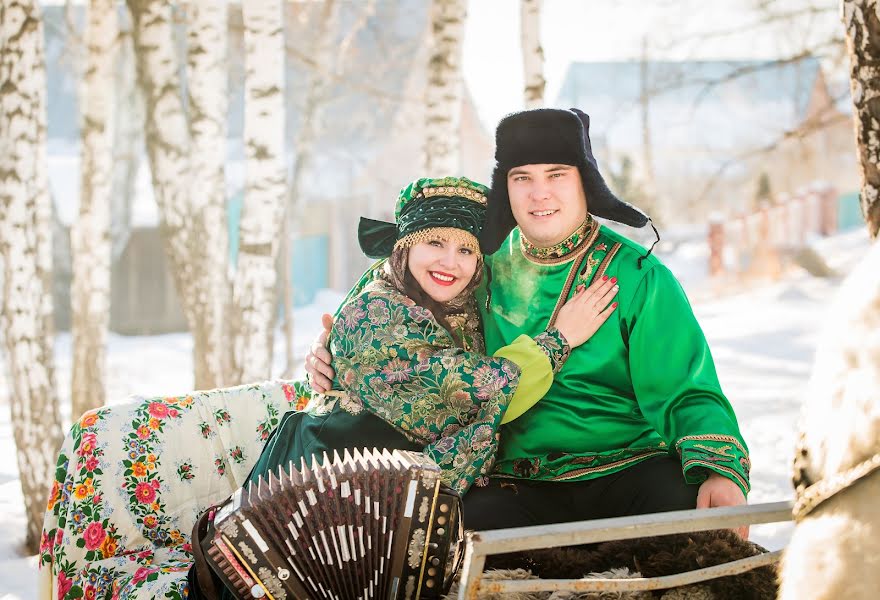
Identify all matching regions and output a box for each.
[358,176,489,259]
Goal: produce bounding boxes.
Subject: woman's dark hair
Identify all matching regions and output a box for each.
[385,245,483,347]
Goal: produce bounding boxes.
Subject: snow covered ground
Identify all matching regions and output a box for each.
[0,229,872,598]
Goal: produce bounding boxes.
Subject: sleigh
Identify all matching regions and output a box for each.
[39,377,790,599]
[453,501,792,599]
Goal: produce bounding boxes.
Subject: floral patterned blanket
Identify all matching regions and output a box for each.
[38,379,307,600]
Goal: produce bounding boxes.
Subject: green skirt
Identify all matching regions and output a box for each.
[246,405,422,486]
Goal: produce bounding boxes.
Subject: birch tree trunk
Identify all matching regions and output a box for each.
[71,0,117,419]
[110,22,142,263]
[185,0,230,389]
[232,0,286,384]
[281,0,339,378]
[0,0,64,552]
[424,0,466,175]
[127,0,195,323]
[129,0,234,390]
[842,0,880,238]
[520,0,545,108]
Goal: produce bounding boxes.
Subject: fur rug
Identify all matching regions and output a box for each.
[445,530,776,600]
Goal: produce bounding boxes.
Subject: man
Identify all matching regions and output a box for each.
[307,108,749,535]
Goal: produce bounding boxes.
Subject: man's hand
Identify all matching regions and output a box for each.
[305,313,335,393]
[696,472,749,539]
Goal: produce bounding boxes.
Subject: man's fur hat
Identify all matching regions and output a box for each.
[481,108,650,254]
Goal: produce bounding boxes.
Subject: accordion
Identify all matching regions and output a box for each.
[198,448,465,600]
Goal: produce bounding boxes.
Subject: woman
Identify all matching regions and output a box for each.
[247,176,618,495]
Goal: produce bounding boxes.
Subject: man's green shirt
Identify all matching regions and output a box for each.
[477,224,750,496]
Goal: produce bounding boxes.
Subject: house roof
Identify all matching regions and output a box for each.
[553,57,839,165]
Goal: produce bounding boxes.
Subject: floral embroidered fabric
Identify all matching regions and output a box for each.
[39,380,299,599]
[519,215,597,264]
[533,327,571,374]
[328,278,520,494]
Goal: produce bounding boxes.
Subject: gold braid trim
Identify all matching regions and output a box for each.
[394,227,481,255]
[546,242,593,329]
[550,450,669,481]
[519,217,600,266]
[676,434,750,468]
[682,459,751,493]
[420,185,487,204]
[593,243,622,282]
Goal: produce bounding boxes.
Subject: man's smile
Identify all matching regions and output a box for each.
[530,209,559,218]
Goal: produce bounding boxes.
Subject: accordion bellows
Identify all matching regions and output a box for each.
[201,448,464,600]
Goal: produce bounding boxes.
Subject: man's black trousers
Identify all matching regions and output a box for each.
[463,456,700,531]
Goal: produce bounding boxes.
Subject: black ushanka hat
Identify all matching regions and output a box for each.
[481,108,650,254]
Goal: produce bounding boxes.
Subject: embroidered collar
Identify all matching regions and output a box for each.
[520,216,598,265]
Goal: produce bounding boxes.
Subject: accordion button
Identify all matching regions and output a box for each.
[436,527,445,535]
[437,516,447,525]
[440,504,449,513]
[428,567,437,576]
[250,584,266,598]
[431,557,441,566]
[426,579,436,588]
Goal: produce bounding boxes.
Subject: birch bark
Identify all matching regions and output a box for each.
[424,0,467,175]
[520,0,545,108]
[842,0,880,238]
[185,0,230,389]
[127,0,195,323]
[0,0,64,552]
[71,0,117,418]
[232,0,286,383]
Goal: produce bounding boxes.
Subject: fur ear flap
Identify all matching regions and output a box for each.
[481,165,518,255]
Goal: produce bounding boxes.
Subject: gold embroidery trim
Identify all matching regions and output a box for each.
[546,243,593,329]
[593,243,622,282]
[676,434,750,467]
[419,185,487,205]
[519,218,600,266]
[682,459,750,492]
[550,449,669,481]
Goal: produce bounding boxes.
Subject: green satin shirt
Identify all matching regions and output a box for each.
[478,224,750,496]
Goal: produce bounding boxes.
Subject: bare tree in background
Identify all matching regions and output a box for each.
[185,0,230,389]
[424,0,466,174]
[520,0,545,108]
[0,0,64,552]
[281,0,377,377]
[842,0,880,238]
[109,18,142,263]
[128,0,234,390]
[231,0,286,383]
[70,0,116,419]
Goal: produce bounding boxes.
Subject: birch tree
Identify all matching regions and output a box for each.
[128,0,233,390]
[185,0,230,389]
[520,0,545,108]
[109,20,142,263]
[71,0,117,419]
[231,0,286,383]
[0,0,64,552]
[280,0,376,377]
[842,0,880,238]
[424,0,467,174]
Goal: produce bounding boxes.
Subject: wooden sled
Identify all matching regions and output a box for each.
[455,500,792,598]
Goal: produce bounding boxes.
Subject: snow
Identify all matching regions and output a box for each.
[0,229,872,598]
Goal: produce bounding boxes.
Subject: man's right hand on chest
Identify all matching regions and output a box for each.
[305,313,335,393]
